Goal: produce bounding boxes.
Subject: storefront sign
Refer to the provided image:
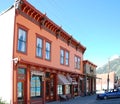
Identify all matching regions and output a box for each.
[31,70,45,76]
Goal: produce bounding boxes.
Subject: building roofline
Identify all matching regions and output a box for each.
[15,0,86,53]
[83,60,97,68]
[0,5,14,16]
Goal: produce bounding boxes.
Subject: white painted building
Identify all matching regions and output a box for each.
[96,72,115,91]
[0,5,15,103]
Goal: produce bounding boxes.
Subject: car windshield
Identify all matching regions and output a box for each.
[107,89,118,93]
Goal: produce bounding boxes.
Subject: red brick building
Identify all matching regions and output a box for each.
[0,0,90,104]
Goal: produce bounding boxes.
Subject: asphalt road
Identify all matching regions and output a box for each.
[95,98,120,104]
[46,94,120,104]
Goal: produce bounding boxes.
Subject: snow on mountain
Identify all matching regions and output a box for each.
[109,54,120,61]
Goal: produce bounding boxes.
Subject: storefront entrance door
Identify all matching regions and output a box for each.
[17,68,27,104]
[46,74,55,102]
[17,81,26,104]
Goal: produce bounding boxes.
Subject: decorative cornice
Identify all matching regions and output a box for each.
[83,60,97,68]
[76,42,80,51]
[55,26,61,39]
[15,0,86,53]
[14,0,23,10]
[39,13,47,28]
[68,35,72,46]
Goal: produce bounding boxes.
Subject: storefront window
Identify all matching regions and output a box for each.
[57,85,63,94]
[31,76,42,98]
[66,85,70,94]
[74,85,78,93]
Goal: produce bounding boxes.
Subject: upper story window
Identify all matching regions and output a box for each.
[60,48,69,66]
[36,38,43,58]
[65,51,69,66]
[17,28,27,53]
[90,67,94,73]
[45,42,51,60]
[60,49,64,64]
[75,56,81,69]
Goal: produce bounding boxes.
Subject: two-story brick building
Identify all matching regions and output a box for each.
[0,0,88,104]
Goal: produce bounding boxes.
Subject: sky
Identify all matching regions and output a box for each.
[0,0,120,67]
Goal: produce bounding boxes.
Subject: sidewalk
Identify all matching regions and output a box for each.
[46,95,96,104]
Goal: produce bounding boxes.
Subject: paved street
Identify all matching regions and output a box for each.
[46,95,120,104]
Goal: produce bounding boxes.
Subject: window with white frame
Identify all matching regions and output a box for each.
[74,56,81,69]
[60,48,69,66]
[60,49,64,64]
[78,57,80,69]
[17,28,27,53]
[65,51,69,65]
[45,42,51,60]
[75,56,77,68]
[36,38,43,58]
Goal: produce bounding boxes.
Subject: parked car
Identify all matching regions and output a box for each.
[96,90,106,94]
[96,89,120,100]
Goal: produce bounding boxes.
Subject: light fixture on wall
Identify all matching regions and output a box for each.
[12,57,19,64]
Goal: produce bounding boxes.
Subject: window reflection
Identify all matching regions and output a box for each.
[36,38,43,58]
[17,82,23,98]
[45,42,51,60]
[57,85,63,95]
[18,28,27,53]
[31,76,42,97]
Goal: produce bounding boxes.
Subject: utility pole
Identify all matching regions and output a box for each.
[107,59,110,91]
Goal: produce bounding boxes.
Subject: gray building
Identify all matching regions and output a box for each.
[83,60,97,95]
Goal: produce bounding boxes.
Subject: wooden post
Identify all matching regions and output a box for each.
[27,66,30,104]
[55,74,59,100]
[89,78,91,94]
[71,85,74,98]
[42,75,46,104]
[13,64,17,104]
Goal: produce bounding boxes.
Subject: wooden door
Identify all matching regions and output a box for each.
[46,74,55,102]
[17,68,27,104]
[17,81,26,104]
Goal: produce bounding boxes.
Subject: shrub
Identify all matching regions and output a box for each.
[0,98,7,104]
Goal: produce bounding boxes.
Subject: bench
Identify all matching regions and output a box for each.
[59,94,68,101]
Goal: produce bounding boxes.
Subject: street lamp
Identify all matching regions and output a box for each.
[107,59,110,91]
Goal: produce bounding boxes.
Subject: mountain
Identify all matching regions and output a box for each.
[96,56,120,78]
